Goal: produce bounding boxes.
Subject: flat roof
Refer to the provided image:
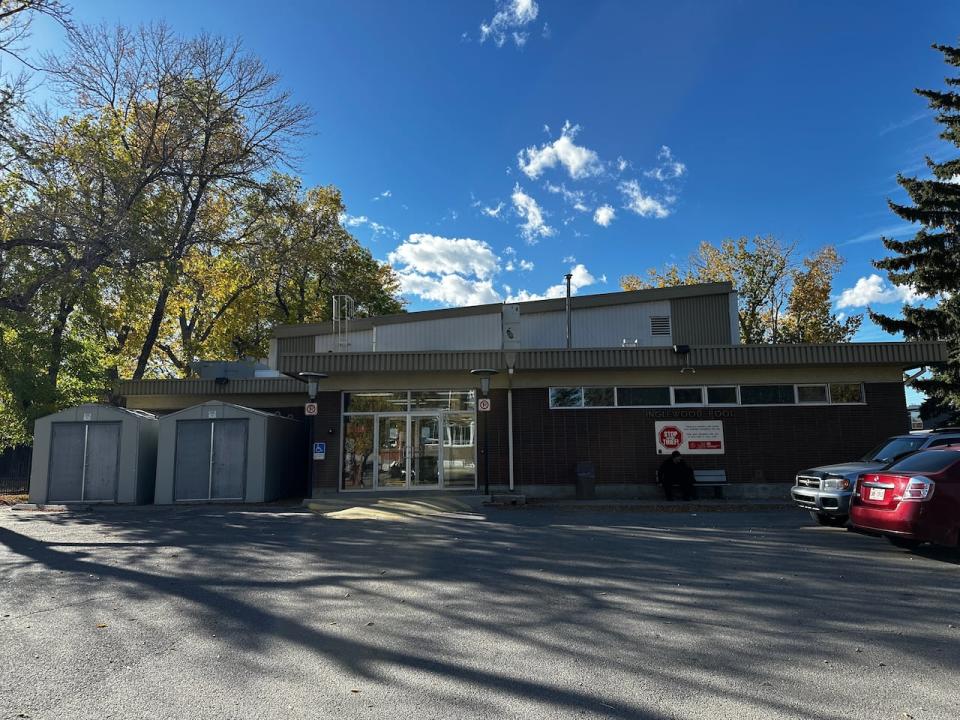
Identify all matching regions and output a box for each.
[272,282,734,339]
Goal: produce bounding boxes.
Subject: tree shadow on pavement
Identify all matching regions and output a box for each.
[1,505,958,719]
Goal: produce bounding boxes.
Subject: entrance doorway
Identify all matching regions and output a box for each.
[341,392,477,491]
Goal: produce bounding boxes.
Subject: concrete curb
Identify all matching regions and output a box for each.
[514,499,796,513]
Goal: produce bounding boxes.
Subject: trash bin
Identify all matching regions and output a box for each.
[575,461,596,499]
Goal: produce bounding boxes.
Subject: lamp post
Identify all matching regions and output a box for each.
[470,368,498,496]
[298,371,328,497]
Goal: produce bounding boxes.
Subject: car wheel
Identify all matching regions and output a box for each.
[886,536,923,550]
[810,511,847,527]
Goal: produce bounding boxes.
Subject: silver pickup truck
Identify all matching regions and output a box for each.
[792,428,960,526]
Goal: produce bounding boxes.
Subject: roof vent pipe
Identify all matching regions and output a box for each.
[565,273,573,349]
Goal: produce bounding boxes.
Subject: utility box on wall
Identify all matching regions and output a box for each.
[154,401,302,504]
[29,404,159,505]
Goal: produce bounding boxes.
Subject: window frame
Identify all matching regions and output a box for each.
[828,382,866,405]
[738,384,797,406]
[615,386,672,408]
[796,384,829,405]
[670,386,705,407]
[706,385,740,406]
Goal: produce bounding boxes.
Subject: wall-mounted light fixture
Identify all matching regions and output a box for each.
[470,368,498,396]
[297,371,329,400]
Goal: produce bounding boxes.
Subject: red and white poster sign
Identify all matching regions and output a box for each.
[655,420,724,455]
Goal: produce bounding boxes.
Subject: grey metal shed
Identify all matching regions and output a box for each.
[29,404,159,504]
[154,401,302,504]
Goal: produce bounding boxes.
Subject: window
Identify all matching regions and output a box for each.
[549,387,583,408]
[740,385,796,405]
[886,450,960,474]
[862,437,925,463]
[617,387,671,407]
[707,386,738,405]
[797,385,828,404]
[650,316,671,336]
[830,383,864,404]
[584,387,615,407]
[343,391,409,413]
[672,387,704,405]
[411,390,476,411]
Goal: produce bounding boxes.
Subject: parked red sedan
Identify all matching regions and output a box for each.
[850,446,960,549]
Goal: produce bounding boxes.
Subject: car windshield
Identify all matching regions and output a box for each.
[862,436,926,463]
[886,450,960,474]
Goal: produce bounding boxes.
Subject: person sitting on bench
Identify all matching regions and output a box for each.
[657,450,695,501]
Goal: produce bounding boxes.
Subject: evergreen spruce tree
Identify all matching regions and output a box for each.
[872,42,960,417]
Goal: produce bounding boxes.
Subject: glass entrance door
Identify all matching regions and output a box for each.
[410,415,440,487]
[376,416,408,489]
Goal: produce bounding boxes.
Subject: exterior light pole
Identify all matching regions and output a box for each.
[470,368,498,496]
[298,371,328,497]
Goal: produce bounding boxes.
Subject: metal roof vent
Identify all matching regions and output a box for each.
[650,315,671,336]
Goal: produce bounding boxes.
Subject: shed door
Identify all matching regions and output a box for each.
[83,423,120,502]
[174,420,213,501]
[48,423,86,502]
[211,419,246,500]
[174,418,248,501]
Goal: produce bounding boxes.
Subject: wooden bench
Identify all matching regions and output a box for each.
[694,469,727,499]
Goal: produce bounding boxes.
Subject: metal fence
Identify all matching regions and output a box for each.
[0,446,31,494]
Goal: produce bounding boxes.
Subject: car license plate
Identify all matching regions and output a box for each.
[869,487,885,501]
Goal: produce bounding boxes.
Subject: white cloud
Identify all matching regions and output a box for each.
[836,274,926,309]
[481,201,505,218]
[518,121,603,181]
[397,272,502,306]
[545,182,589,212]
[373,189,392,200]
[618,179,672,219]
[480,0,539,48]
[504,245,517,256]
[388,234,499,279]
[506,263,603,302]
[562,255,576,263]
[519,259,534,271]
[593,204,615,227]
[388,233,505,307]
[841,223,916,246]
[511,183,554,243]
[340,213,398,240]
[644,146,686,181]
[616,156,629,172]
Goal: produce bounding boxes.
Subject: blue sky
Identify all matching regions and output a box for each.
[27,0,958,341]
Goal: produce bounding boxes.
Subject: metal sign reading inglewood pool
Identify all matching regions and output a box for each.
[654,420,725,455]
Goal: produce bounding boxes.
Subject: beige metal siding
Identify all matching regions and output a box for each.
[315,329,374,353]
[374,314,502,351]
[521,301,673,349]
[671,295,734,345]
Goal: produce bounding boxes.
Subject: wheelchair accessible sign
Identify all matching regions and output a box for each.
[655,420,724,455]
[313,442,326,460]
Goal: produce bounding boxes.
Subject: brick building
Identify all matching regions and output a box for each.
[118,282,948,500]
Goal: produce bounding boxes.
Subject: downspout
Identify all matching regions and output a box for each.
[564,273,573,349]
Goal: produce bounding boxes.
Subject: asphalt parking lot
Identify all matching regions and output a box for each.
[1,504,958,720]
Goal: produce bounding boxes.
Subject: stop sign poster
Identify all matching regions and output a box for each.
[655,420,724,454]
